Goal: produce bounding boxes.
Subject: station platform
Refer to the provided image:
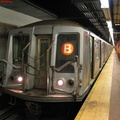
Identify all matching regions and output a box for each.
[75,49,120,120]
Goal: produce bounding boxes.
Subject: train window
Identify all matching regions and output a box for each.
[13,35,29,65]
[39,39,49,70]
[55,34,79,73]
[36,35,52,72]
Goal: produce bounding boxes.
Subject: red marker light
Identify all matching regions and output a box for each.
[84,33,89,37]
[0,1,13,3]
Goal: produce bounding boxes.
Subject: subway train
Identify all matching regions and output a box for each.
[0,20,112,103]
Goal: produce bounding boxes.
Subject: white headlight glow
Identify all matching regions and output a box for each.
[57,79,64,87]
[17,76,23,82]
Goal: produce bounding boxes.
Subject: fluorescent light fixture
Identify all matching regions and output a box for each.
[107,21,112,28]
[100,0,109,8]
[115,24,120,26]
[107,21,115,46]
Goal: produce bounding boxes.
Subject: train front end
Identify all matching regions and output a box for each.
[1,22,89,102]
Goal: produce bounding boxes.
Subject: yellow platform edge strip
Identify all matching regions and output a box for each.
[75,50,115,120]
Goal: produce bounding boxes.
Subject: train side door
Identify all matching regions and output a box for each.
[93,39,101,78]
[90,36,94,79]
[35,35,52,89]
[101,41,105,67]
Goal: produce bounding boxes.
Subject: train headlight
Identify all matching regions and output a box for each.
[67,79,74,87]
[57,79,64,87]
[17,76,23,82]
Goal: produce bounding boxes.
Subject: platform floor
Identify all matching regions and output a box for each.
[75,50,120,120]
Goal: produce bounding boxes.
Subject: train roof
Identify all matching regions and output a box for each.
[20,20,82,28]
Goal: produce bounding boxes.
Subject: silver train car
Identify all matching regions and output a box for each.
[0,20,112,102]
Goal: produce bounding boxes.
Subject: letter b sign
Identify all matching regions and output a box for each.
[61,42,74,55]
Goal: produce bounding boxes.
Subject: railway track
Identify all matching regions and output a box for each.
[0,94,83,120]
[0,105,26,120]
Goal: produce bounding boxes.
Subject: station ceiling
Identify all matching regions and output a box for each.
[111,0,120,43]
[0,0,119,44]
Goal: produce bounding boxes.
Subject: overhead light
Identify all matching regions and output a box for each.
[107,21,112,28]
[100,0,109,8]
[107,21,115,46]
[115,24,120,26]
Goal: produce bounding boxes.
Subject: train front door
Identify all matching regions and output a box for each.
[35,35,52,89]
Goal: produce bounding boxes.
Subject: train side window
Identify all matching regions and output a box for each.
[13,35,29,65]
[55,34,79,73]
[94,40,100,60]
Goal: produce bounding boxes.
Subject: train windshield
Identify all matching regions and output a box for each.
[13,35,29,65]
[56,34,79,73]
